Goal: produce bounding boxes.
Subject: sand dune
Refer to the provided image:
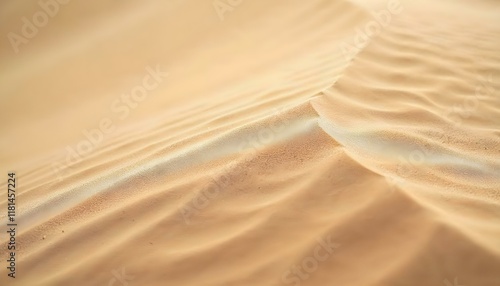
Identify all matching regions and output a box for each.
[0,0,499,285]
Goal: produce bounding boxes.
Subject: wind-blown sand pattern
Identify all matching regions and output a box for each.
[0,0,499,285]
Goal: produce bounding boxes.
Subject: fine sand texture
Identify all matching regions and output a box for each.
[0,0,499,285]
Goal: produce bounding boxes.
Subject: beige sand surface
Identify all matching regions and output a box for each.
[0,0,499,285]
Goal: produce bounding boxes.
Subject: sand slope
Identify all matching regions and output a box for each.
[1,0,499,285]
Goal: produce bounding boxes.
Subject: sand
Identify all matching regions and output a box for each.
[0,0,499,285]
